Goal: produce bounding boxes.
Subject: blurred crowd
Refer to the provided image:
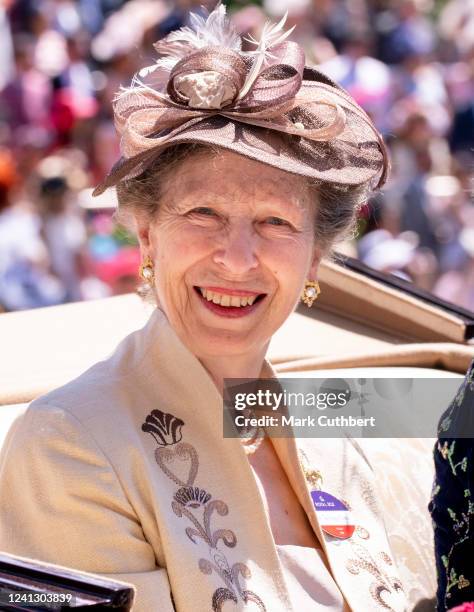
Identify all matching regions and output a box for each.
[0,0,473,312]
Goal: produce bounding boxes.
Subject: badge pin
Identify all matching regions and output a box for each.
[310,489,355,540]
[299,451,355,540]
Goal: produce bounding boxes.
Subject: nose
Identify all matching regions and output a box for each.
[212,221,259,274]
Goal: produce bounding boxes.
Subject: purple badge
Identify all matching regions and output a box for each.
[310,490,355,539]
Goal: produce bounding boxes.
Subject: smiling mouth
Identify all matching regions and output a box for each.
[193,287,266,310]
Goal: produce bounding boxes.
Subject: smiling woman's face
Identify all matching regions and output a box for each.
[136,149,321,361]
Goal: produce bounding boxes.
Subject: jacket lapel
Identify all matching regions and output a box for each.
[138,310,293,612]
[270,433,408,612]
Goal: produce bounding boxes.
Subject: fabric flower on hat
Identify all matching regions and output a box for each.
[173,71,236,109]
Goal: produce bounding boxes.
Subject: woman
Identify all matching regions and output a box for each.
[0,6,405,611]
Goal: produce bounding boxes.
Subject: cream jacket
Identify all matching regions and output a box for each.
[0,309,408,612]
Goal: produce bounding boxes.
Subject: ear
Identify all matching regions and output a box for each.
[308,246,323,281]
[134,213,152,254]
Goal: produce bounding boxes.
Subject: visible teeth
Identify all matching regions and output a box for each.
[199,288,259,307]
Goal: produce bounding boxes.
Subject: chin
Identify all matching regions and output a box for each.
[191,329,268,359]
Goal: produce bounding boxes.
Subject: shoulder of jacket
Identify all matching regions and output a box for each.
[30,360,114,414]
[28,322,154,420]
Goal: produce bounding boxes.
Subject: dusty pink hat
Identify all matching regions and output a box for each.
[93,5,388,197]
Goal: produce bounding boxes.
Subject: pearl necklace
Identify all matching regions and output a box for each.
[237,408,265,455]
[240,427,265,454]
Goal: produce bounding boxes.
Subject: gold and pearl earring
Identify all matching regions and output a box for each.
[139,256,155,290]
[301,280,321,307]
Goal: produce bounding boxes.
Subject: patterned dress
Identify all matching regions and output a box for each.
[429,360,474,611]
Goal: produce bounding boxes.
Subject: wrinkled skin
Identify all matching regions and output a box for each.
[135,150,321,382]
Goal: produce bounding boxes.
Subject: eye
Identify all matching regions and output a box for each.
[188,206,218,217]
[265,216,291,227]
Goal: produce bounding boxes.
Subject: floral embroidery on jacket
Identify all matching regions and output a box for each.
[142,408,267,612]
[346,544,404,611]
